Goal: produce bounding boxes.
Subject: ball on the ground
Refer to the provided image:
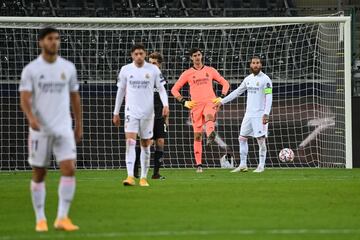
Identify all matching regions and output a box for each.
[279,148,294,162]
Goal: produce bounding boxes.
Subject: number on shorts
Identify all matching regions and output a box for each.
[32,140,38,151]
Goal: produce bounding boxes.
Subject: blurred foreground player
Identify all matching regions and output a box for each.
[19,27,82,232]
[171,48,229,172]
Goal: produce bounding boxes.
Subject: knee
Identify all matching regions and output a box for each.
[32,167,47,182]
[238,136,248,143]
[140,139,152,147]
[205,114,215,122]
[126,138,136,148]
[156,139,165,148]
[194,133,202,142]
[60,160,76,177]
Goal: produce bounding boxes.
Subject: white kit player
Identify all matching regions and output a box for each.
[19,28,82,232]
[214,56,273,173]
[113,43,169,187]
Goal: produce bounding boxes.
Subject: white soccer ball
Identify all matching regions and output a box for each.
[279,148,294,162]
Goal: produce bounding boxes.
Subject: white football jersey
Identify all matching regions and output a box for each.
[222,71,272,117]
[117,62,165,119]
[19,55,79,135]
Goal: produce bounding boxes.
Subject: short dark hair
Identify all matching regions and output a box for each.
[148,52,163,64]
[250,55,262,63]
[189,48,202,56]
[131,43,146,53]
[38,27,59,40]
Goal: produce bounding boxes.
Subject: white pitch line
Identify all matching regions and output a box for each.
[0,229,359,240]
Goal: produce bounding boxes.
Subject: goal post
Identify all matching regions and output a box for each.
[0,16,352,170]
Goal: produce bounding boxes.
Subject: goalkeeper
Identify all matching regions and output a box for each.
[171,48,229,173]
[214,56,273,173]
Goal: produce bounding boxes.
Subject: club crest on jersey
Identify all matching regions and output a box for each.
[256,82,259,86]
[130,75,133,78]
[61,72,66,80]
[39,74,44,80]
[145,73,150,79]
[206,73,209,77]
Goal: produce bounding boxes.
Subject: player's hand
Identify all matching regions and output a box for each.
[113,114,121,127]
[74,125,83,143]
[162,106,169,118]
[184,101,196,109]
[212,97,223,106]
[29,117,41,131]
[262,114,269,125]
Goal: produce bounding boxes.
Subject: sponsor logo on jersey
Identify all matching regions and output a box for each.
[61,72,66,80]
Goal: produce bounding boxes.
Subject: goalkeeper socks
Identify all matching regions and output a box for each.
[194,140,202,165]
[140,145,151,179]
[239,136,248,166]
[205,120,215,137]
[57,176,75,219]
[153,149,164,176]
[125,138,136,177]
[30,180,46,222]
[257,138,267,167]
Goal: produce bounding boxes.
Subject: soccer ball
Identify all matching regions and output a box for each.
[279,148,294,162]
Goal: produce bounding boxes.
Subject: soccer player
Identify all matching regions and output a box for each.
[214,56,273,173]
[19,27,82,232]
[113,44,169,187]
[171,48,230,173]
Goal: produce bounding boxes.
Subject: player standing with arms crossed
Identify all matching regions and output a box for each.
[171,48,230,173]
[113,44,169,186]
[214,56,273,173]
[19,27,82,232]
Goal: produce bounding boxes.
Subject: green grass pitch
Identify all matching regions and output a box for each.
[0,169,359,240]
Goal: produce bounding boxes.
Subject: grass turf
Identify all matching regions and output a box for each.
[0,169,359,240]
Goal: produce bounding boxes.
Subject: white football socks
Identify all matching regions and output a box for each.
[239,136,248,166]
[125,138,136,177]
[257,138,267,167]
[57,176,76,219]
[140,145,151,179]
[30,180,46,222]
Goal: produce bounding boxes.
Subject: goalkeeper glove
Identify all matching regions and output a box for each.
[180,98,196,109]
[212,94,226,105]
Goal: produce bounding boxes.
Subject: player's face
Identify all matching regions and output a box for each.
[250,58,262,75]
[39,32,60,56]
[149,58,161,68]
[191,51,203,66]
[131,49,146,65]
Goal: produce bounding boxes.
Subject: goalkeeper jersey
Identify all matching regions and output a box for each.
[221,71,273,118]
[171,65,229,103]
[19,55,79,135]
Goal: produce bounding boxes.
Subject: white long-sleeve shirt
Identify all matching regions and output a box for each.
[221,71,272,118]
[113,61,168,119]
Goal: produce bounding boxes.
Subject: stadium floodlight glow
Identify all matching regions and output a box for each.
[0,16,352,170]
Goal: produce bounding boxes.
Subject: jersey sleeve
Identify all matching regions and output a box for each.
[221,78,247,105]
[69,64,79,92]
[19,66,33,92]
[113,67,127,115]
[211,67,230,95]
[171,71,188,98]
[263,77,273,115]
